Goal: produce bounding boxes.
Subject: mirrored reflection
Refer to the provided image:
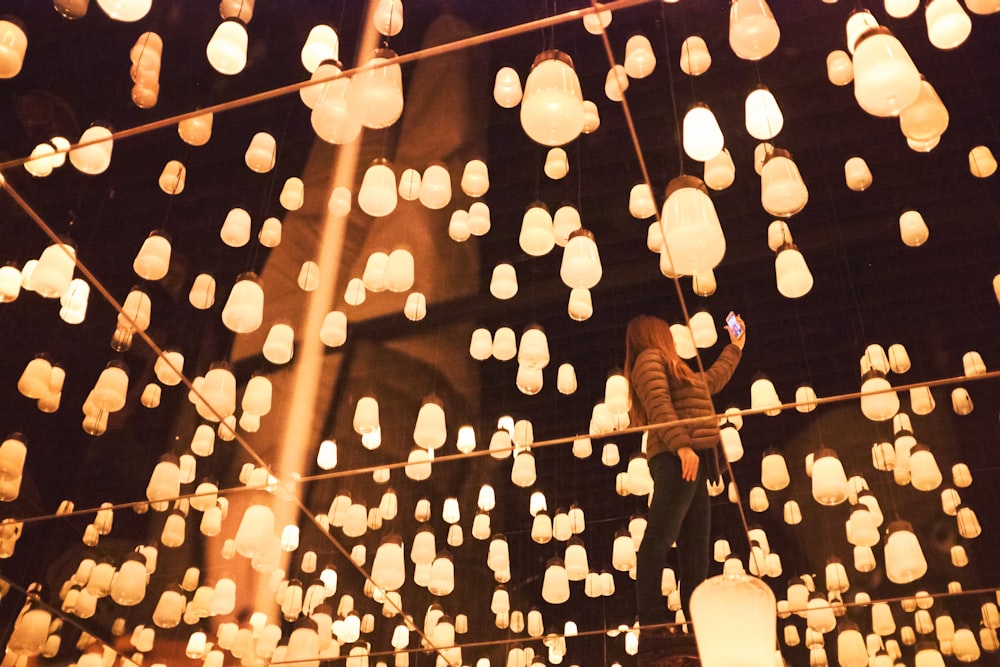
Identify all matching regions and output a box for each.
[0,3,999,667]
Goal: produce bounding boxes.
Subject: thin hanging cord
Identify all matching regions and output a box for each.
[0,179,452,667]
[8,362,994,529]
[658,3,685,174]
[0,0,653,174]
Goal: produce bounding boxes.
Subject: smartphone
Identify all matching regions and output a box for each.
[726,311,743,338]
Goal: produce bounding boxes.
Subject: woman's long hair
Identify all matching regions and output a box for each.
[624,315,695,426]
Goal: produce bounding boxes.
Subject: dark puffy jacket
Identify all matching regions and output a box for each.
[631,344,742,460]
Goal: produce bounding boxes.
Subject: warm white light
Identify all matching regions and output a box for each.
[844,156,873,191]
[97,0,151,22]
[899,210,929,247]
[826,50,853,86]
[853,28,921,117]
[373,0,404,37]
[744,87,783,140]
[624,34,656,79]
[682,104,725,162]
[206,19,248,76]
[520,50,585,146]
[680,35,711,76]
[660,175,726,275]
[885,0,919,18]
[760,149,808,218]
[925,0,972,50]
[690,572,777,667]
[0,20,28,79]
[729,0,781,61]
[346,49,404,129]
[774,244,813,298]
[493,67,523,108]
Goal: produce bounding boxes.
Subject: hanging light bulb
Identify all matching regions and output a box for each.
[826,50,854,86]
[206,19,248,75]
[32,241,76,299]
[451,206,485,245]
[750,376,781,415]
[844,157,873,191]
[909,385,935,415]
[628,183,656,219]
[969,145,998,178]
[760,148,809,217]
[178,111,213,146]
[69,124,114,175]
[221,272,264,333]
[520,50,585,146]
[493,66,523,108]
[689,311,718,348]
[358,159,398,218]
[774,242,813,298]
[414,397,447,450]
[544,148,569,180]
[582,3,612,34]
[661,175,726,275]
[702,148,735,191]
[311,65,362,145]
[884,520,927,584]
[900,79,949,144]
[690,571,777,667]
[0,18,28,79]
[244,132,276,173]
[551,204,581,248]
[624,34,656,79]
[852,27,921,117]
[885,0,920,18]
[909,444,942,490]
[761,449,790,491]
[560,229,603,289]
[300,25,338,74]
[519,203,555,256]
[860,362,899,421]
[680,35,711,76]
[729,0,781,61]
[745,86,783,140]
[692,270,717,297]
[133,231,172,281]
[682,104,725,162]
[373,0,404,37]
[490,263,518,300]
[459,159,489,198]
[346,49,404,129]
[604,64,628,102]
[97,0,151,22]
[925,0,972,50]
[567,288,593,321]
[383,248,414,292]
[812,448,849,506]
[899,209,929,247]
[965,0,1000,11]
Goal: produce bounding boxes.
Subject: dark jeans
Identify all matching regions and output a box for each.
[636,450,711,625]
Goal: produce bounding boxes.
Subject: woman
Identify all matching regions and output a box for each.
[624,314,746,633]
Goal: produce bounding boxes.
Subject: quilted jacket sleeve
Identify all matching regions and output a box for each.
[701,344,743,394]
[632,348,692,452]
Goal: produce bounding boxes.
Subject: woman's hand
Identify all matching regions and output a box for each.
[677,447,699,482]
[726,314,747,349]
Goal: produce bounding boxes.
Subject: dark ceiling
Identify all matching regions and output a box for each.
[1,1,1000,666]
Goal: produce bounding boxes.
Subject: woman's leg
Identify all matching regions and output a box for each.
[676,462,710,615]
[636,452,701,626]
